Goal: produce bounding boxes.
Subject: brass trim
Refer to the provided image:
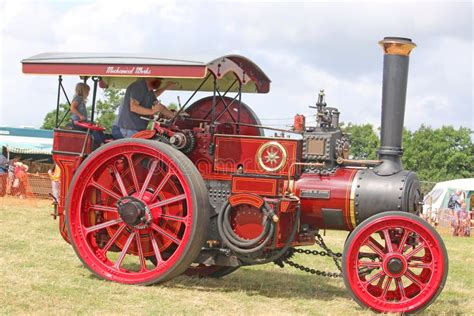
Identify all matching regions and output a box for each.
[379,38,416,56]
[349,176,358,229]
[337,157,382,167]
[285,162,324,196]
[257,141,287,172]
[285,179,295,195]
[214,133,292,141]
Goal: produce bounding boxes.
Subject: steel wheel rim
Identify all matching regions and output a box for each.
[67,142,195,284]
[345,214,447,313]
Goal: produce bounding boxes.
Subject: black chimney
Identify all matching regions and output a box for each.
[375,37,416,176]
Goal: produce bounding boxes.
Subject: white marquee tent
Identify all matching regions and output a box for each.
[423,178,474,219]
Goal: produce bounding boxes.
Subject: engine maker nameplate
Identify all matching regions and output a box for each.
[300,189,331,199]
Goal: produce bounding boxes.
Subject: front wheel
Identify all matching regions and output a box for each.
[342,211,448,314]
[66,139,209,285]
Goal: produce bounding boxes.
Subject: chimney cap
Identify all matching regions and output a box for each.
[379,37,417,56]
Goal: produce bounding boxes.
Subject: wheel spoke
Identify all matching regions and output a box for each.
[366,237,386,259]
[89,204,118,213]
[405,242,425,260]
[85,218,122,234]
[408,261,432,270]
[112,165,129,197]
[150,231,163,266]
[376,274,386,288]
[90,180,121,201]
[358,260,382,269]
[113,230,136,269]
[101,223,127,254]
[396,277,407,301]
[365,270,385,285]
[135,232,147,272]
[382,229,394,253]
[139,159,158,199]
[124,153,140,193]
[382,277,393,299]
[405,269,424,288]
[150,223,182,245]
[150,171,172,202]
[397,229,410,253]
[149,194,186,209]
[159,213,188,225]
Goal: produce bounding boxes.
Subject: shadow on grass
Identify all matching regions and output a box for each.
[164,268,348,301]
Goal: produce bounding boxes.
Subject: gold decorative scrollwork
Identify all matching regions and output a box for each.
[257,141,287,172]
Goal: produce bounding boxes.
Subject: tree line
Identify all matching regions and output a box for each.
[343,123,473,189]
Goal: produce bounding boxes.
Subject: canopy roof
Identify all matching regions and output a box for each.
[22,53,271,93]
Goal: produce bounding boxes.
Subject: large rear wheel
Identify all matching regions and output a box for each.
[342,211,448,313]
[66,139,209,285]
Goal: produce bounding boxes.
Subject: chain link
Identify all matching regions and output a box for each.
[282,233,343,278]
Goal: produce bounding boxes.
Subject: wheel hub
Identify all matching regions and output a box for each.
[387,258,403,274]
[117,196,151,228]
[383,253,407,278]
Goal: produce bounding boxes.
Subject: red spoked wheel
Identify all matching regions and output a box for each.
[184,264,240,278]
[342,211,448,313]
[66,139,209,285]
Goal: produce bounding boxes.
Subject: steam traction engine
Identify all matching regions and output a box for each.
[22,37,448,313]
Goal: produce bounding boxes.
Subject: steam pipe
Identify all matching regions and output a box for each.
[375,37,416,176]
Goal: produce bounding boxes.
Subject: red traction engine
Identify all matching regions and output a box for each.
[22,37,448,313]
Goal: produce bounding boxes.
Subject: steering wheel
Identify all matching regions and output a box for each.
[74,121,105,132]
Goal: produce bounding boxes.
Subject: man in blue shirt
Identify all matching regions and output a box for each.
[116,78,176,137]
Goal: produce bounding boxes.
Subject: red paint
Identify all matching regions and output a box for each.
[232,176,282,197]
[66,141,198,284]
[214,135,300,177]
[230,204,265,240]
[293,114,305,132]
[343,213,448,313]
[22,63,206,78]
[228,193,264,209]
[295,168,357,230]
[175,96,263,136]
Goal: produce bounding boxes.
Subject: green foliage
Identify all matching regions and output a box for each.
[343,123,473,183]
[95,89,124,132]
[41,89,124,132]
[341,123,380,160]
[402,125,474,182]
[41,103,72,129]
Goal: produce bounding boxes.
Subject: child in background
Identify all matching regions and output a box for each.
[70,82,106,146]
[48,164,61,201]
[70,82,90,124]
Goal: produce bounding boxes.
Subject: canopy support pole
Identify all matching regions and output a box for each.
[55,76,62,128]
[201,78,239,121]
[90,77,99,123]
[57,78,73,127]
[237,78,242,134]
[170,73,212,125]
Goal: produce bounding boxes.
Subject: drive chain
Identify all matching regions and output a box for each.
[282,233,343,278]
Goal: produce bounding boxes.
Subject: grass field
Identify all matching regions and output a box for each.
[1,197,473,315]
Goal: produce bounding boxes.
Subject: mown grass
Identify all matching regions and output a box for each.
[1,197,473,315]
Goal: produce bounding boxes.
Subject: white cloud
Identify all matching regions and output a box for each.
[0,0,472,131]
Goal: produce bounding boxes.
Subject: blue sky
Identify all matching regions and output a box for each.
[0,0,472,131]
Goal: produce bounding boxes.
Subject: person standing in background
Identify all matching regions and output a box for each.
[0,154,7,197]
[48,164,61,201]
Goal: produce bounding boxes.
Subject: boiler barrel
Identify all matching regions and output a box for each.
[294,168,422,231]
